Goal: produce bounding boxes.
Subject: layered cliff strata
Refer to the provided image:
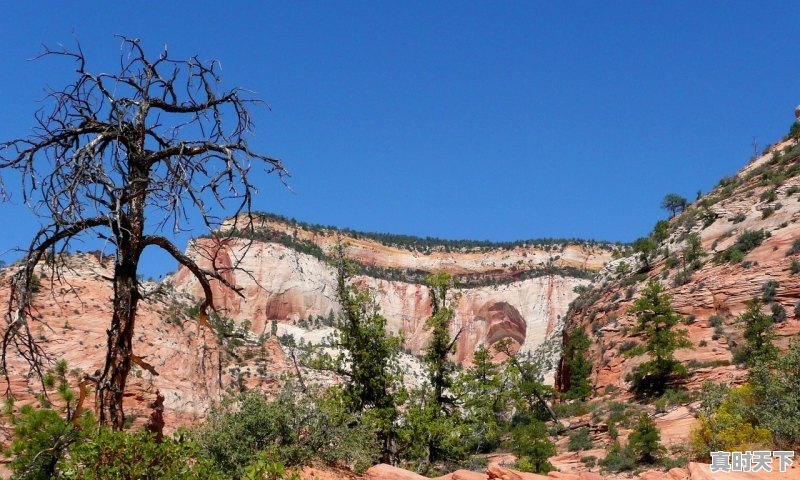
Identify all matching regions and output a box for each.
[173,237,597,366]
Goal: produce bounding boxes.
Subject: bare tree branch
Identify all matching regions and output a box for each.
[0,36,287,428]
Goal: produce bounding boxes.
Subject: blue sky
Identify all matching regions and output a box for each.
[1,2,799,278]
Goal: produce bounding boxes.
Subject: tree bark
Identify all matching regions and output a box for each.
[99,158,148,429]
[100,250,140,428]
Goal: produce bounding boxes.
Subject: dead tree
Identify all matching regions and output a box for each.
[0,37,287,429]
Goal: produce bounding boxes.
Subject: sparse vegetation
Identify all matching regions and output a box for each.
[599,441,637,473]
[787,238,800,256]
[761,280,779,302]
[714,229,767,264]
[567,427,593,452]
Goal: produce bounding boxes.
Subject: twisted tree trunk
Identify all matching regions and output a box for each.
[100,159,147,428]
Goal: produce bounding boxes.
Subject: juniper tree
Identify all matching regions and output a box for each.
[628,413,664,463]
[562,327,592,400]
[0,38,286,428]
[456,345,509,453]
[632,237,657,271]
[406,272,466,472]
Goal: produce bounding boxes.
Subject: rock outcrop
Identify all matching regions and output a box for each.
[0,253,222,431]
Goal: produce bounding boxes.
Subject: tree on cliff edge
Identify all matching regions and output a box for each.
[0,38,286,429]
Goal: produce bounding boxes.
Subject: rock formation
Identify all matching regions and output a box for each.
[172,217,618,369]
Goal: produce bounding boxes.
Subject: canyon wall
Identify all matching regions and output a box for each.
[173,238,594,365]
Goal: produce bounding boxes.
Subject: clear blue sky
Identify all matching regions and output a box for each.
[1,1,798,278]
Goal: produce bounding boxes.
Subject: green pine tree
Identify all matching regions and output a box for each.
[627,282,690,395]
[628,413,664,464]
[309,242,404,463]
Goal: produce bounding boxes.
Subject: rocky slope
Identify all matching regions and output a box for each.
[549,132,800,479]
[304,458,797,480]
[558,135,800,396]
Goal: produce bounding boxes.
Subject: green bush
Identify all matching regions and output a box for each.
[791,259,800,275]
[562,328,592,400]
[761,280,779,302]
[771,303,787,323]
[672,269,692,287]
[691,384,773,461]
[654,389,691,413]
[692,342,800,461]
[787,239,800,256]
[606,401,633,427]
[619,340,643,357]
[567,427,593,452]
[789,121,800,140]
[509,418,555,474]
[63,430,222,480]
[748,342,800,449]
[241,455,301,480]
[714,230,766,264]
[28,274,42,294]
[734,300,777,366]
[615,262,631,275]
[662,456,690,469]
[6,405,224,480]
[194,386,378,477]
[552,400,590,418]
[7,405,88,480]
[599,441,636,473]
[707,315,724,328]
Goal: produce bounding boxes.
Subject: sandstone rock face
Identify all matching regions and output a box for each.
[221,216,614,276]
[313,462,797,480]
[173,238,590,367]
[0,254,222,432]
